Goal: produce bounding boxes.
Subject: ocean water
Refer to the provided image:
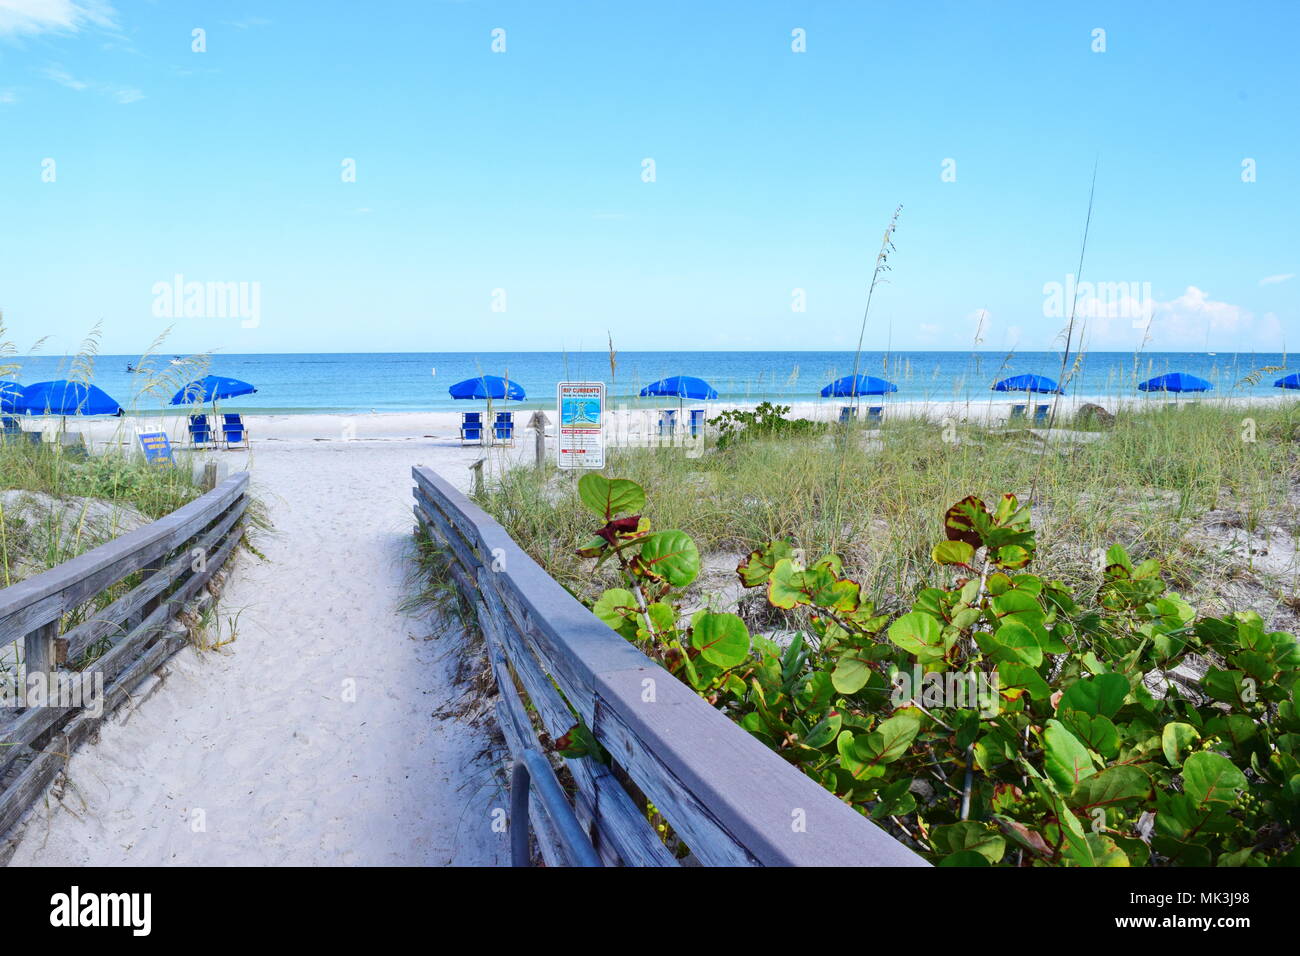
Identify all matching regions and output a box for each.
[7,351,1294,414]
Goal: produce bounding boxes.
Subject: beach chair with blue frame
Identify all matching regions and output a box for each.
[1009,404,1027,422]
[1,416,22,442]
[188,414,217,447]
[658,409,677,437]
[222,413,249,449]
[494,411,515,446]
[838,406,858,423]
[1033,404,1049,425]
[460,411,483,445]
[688,408,706,437]
[866,406,883,427]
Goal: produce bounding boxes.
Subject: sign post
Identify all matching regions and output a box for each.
[556,382,604,470]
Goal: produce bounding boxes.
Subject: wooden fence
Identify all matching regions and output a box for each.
[412,465,926,867]
[0,473,250,843]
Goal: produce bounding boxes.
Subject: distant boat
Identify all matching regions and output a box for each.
[125,362,145,374]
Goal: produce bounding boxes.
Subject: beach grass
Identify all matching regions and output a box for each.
[475,401,1300,628]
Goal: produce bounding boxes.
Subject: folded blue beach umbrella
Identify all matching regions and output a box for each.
[20,380,124,416]
[448,374,525,401]
[1274,373,1300,390]
[992,373,1063,395]
[0,381,24,414]
[639,376,718,400]
[1138,372,1212,393]
[170,374,257,405]
[821,374,898,398]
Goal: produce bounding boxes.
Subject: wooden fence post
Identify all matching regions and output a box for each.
[469,458,485,496]
[22,620,58,706]
[527,411,550,470]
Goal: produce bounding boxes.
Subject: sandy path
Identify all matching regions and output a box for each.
[7,440,525,866]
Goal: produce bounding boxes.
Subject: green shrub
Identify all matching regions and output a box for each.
[570,473,1300,866]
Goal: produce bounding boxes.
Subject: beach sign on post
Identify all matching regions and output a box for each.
[137,429,175,466]
[557,382,604,470]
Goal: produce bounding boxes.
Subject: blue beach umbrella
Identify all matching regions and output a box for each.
[639,375,718,400]
[821,374,898,398]
[0,381,24,414]
[992,373,1063,395]
[448,374,525,401]
[1273,373,1300,390]
[1137,372,1212,393]
[20,380,124,417]
[170,374,257,406]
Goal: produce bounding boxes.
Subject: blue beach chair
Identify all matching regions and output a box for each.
[839,406,858,423]
[494,411,515,446]
[1009,404,1027,422]
[1033,404,1049,425]
[1,416,22,441]
[688,408,706,437]
[222,413,249,449]
[460,412,483,445]
[866,406,883,426]
[658,409,678,437]
[188,415,216,447]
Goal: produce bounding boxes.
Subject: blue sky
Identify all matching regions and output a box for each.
[0,0,1296,356]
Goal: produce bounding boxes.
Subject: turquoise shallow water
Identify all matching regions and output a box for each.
[7,351,1294,414]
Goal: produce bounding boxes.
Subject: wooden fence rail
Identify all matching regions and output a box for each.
[412,465,926,867]
[0,472,250,843]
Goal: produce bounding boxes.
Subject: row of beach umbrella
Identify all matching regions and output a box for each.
[0,375,258,422]
[446,370,1300,405]
[5,367,1297,428]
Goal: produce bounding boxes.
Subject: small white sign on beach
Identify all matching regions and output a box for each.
[556,382,604,470]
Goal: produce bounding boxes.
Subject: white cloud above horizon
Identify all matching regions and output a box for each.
[1260,273,1295,286]
[1079,285,1284,351]
[0,0,115,37]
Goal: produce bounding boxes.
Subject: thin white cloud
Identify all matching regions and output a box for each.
[43,66,88,90]
[42,64,142,103]
[1259,273,1295,286]
[221,17,271,30]
[0,89,17,103]
[0,0,116,37]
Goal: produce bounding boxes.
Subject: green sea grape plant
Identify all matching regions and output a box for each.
[570,474,1300,866]
[572,473,754,700]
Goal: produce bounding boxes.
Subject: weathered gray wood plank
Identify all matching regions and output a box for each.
[410,465,927,868]
[0,473,248,646]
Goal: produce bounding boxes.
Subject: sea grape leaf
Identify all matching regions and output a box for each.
[639,530,701,587]
[1057,673,1128,718]
[1043,719,1098,790]
[1181,751,1247,810]
[578,473,645,519]
[887,612,945,662]
[690,612,751,669]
